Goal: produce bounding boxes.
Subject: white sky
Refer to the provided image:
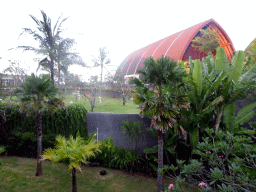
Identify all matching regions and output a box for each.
[0,0,255,81]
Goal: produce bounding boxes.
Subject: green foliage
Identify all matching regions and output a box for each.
[1,103,87,140]
[180,47,256,158]
[20,73,60,111]
[88,134,116,167]
[2,131,56,157]
[41,132,102,172]
[131,56,187,130]
[144,127,179,165]
[0,145,5,155]
[109,147,144,172]
[120,120,144,151]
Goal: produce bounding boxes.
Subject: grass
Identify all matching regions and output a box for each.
[0,156,177,192]
[1,94,140,114]
[63,94,140,114]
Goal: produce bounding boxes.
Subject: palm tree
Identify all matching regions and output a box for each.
[17,10,68,85]
[131,56,187,192]
[92,47,111,103]
[20,73,61,176]
[54,38,85,86]
[40,132,101,192]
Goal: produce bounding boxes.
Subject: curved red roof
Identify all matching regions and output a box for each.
[118,18,235,78]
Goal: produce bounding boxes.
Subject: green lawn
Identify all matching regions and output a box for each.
[0,156,175,192]
[2,95,140,113]
[63,95,140,114]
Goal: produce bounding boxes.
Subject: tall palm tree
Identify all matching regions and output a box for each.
[20,73,60,176]
[131,56,187,192]
[40,132,101,192]
[54,38,85,85]
[92,47,111,103]
[17,10,68,85]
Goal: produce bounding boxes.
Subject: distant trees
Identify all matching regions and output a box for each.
[2,60,27,86]
[92,47,111,102]
[82,75,99,112]
[107,73,131,106]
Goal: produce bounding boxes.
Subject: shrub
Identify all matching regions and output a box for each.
[3,131,56,158]
[0,103,88,139]
[162,127,256,191]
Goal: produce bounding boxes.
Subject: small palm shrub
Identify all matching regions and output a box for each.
[109,147,144,173]
[41,132,102,192]
[88,134,116,167]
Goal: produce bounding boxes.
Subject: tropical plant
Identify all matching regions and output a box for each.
[110,147,144,173]
[120,120,145,152]
[52,38,85,85]
[88,134,116,167]
[19,73,62,176]
[161,125,256,191]
[16,10,68,84]
[0,145,5,155]
[40,132,102,192]
[131,56,187,192]
[179,47,256,157]
[192,28,221,55]
[92,47,111,103]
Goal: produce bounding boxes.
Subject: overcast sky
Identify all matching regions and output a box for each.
[0,0,255,81]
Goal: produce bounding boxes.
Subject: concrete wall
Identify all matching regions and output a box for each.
[86,100,256,155]
[87,112,157,154]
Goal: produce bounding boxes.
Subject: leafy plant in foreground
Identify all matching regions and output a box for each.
[161,127,256,192]
[41,132,102,192]
[120,120,145,152]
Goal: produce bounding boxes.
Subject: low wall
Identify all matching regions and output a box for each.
[86,100,256,154]
[87,112,157,154]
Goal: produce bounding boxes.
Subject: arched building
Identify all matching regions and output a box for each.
[117,18,235,79]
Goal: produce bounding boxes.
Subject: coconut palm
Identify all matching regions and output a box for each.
[40,132,101,192]
[131,56,187,192]
[54,38,85,85]
[17,10,68,85]
[20,73,61,176]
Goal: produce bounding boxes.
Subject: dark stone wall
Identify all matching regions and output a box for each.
[86,100,256,154]
[86,112,157,154]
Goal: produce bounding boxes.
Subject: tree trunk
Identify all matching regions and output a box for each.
[58,63,61,86]
[123,97,126,106]
[157,130,164,192]
[214,111,223,131]
[72,167,77,192]
[50,58,54,86]
[100,62,103,103]
[35,109,43,176]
